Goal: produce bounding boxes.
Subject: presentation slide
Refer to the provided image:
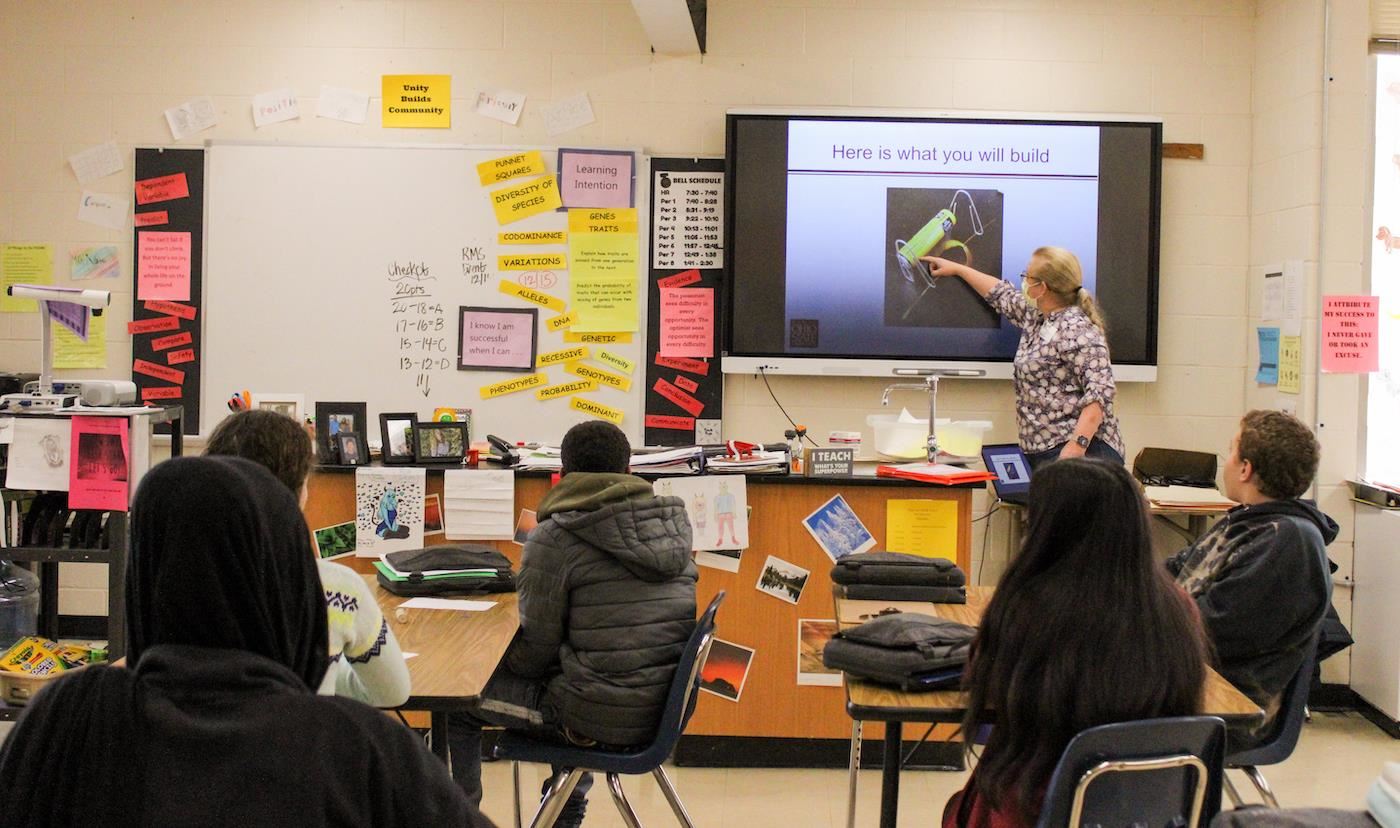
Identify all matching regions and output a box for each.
[782,120,1101,358]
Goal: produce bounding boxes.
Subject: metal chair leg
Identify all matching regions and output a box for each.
[512,762,523,828]
[1243,766,1281,809]
[605,773,644,828]
[1223,771,1244,808]
[847,719,863,828]
[651,765,696,828]
[528,768,585,828]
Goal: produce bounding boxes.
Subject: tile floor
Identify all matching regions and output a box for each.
[477,712,1397,827]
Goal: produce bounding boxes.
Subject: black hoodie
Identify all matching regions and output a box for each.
[1167,498,1337,734]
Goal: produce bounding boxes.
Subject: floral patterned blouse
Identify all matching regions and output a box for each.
[984,281,1124,456]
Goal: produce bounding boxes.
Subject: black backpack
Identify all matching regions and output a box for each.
[376,544,516,596]
[822,613,975,690]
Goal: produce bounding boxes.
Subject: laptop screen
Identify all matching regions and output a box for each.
[981,443,1032,500]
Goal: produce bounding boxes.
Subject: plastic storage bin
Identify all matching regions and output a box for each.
[865,414,992,463]
[0,562,40,652]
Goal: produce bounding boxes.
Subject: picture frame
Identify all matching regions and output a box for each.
[414,421,468,463]
[336,432,366,466]
[378,412,419,465]
[314,401,367,465]
[249,392,305,422]
[457,306,538,372]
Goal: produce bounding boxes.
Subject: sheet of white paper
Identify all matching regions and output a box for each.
[164,96,219,140]
[1262,270,1284,321]
[399,597,497,612]
[0,417,14,445]
[655,476,750,551]
[67,142,124,185]
[443,470,516,540]
[252,87,300,127]
[316,85,369,124]
[402,652,418,661]
[5,418,73,491]
[1282,259,1304,336]
[474,88,526,125]
[355,467,427,556]
[77,191,129,231]
[541,93,595,136]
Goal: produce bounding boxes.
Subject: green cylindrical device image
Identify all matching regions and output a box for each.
[897,208,956,268]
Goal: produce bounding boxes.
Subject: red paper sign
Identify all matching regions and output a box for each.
[134,211,169,227]
[1321,295,1379,373]
[126,316,181,335]
[68,416,130,512]
[134,172,190,205]
[654,354,709,376]
[653,377,705,417]
[658,287,714,357]
[674,374,699,394]
[656,269,701,289]
[141,386,183,401]
[137,231,191,301]
[143,300,197,320]
[132,359,185,384]
[166,348,196,365]
[645,414,695,431]
[150,330,193,351]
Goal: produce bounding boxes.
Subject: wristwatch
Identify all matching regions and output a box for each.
[1074,434,1091,449]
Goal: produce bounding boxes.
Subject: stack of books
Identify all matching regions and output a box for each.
[629,446,703,475]
[705,448,789,475]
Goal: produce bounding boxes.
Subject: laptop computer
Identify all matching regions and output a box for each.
[981,443,1032,506]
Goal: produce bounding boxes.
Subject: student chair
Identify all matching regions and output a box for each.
[493,591,725,828]
[1223,637,1319,809]
[1131,447,1219,488]
[1035,716,1227,828]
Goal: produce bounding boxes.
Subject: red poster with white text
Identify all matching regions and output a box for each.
[68,417,130,511]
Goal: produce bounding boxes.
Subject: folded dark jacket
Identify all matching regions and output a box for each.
[843,584,967,603]
[831,551,966,587]
[822,613,975,690]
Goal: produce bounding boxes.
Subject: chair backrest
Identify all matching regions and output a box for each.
[632,591,724,764]
[1132,447,1219,487]
[1035,716,1227,828]
[1226,633,1318,766]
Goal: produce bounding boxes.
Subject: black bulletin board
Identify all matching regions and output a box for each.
[131,148,204,435]
[644,158,725,447]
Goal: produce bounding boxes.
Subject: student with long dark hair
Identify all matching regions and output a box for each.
[945,459,1209,828]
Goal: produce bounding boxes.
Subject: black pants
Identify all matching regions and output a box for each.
[1025,437,1124,471]
[447,670,593,827]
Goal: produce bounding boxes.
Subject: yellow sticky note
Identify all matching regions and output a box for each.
[479,372,547,399]
[546,309,578,332]
[381,74,451,128]
[1279,335,1302,394]
[536,345,588,367]
[1,243,54,313]
[567,361,631,392]
[491,175,562,226]
[571,396,624,424]
[499,280,566,311]
[885,499,958,558]
[498,253,566,271]
[568,231,638,332]
[54,314,106,369]
[564,331,632,345]
[476,151,547,186]
[597,349,635,375]
[537,379,597,401]
[568,208,639,235]
[499,230,567,245]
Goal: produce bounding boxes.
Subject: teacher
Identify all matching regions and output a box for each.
[922,246,1125,469]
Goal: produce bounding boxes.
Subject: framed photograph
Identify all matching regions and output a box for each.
[337,432,366,466]
[250,393,305,422]
[414,422,468,463]
[314,401,367,464]
[379,412,418,465]
[457,306,538,372]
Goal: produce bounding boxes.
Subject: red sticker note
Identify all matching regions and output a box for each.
[141,385,182,401]
[674,374,699,394]
[150,330,193,351]
[134,211,169,227]
[655,354,709,376]
[656,269,701,289]
[137,232,192,301]
[134,172,190,205]
[127,316,181,335]
[132,359,185,385]
[143,300,196,320]
[645,414,695,431]
[166,348,196,365]
[653,378,705,417]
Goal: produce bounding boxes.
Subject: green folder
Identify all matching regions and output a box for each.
[371,561,498,581]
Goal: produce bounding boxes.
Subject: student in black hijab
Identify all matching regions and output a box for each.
[0,456,492,828]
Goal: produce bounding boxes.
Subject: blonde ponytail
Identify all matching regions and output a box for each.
[1030,246,1107,334]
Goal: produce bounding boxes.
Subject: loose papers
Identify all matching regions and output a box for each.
[5,418,73,492]
[443,469,515,540]
[67,142,124,185]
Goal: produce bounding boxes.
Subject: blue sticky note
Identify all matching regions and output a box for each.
[1257,327,1280,384]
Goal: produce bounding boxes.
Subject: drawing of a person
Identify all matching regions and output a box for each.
[714,481,739,546]
[375,485,400,538]
[691,491,708,534]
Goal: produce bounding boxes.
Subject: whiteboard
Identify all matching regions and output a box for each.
[202,142,647,444]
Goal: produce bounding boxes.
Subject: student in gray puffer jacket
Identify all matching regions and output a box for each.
[449,420,697,826]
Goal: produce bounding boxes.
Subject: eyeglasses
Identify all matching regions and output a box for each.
[1020,272,1039,285]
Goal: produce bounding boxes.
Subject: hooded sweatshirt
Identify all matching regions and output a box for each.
[1167,498,1337,735]
[503,471,698,746]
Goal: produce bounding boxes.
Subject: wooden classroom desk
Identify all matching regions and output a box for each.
[834,587,1264,828]
[1004,500,1234,556]
[307,467,980,762]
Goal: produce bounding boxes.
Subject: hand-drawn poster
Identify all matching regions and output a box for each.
[654,476,749,552]
[355,467,425,556]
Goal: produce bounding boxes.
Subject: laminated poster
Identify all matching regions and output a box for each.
[354,467,426,556]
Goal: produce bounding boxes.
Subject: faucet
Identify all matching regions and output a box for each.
[880,376,942,463]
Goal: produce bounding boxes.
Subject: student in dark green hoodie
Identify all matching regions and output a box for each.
[1167,410,1336,748]
[449,421,697,825]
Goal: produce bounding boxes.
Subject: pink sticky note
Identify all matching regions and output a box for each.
[1321,295,1379,373]
[658,287,714,358]
[68,416,130,512]
[137,231,191,301]
[558,149,634,209]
